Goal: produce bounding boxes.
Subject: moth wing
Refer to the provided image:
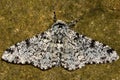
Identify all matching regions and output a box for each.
[61,29,119,70]
[2,29,60,70]
[80,36,119,64]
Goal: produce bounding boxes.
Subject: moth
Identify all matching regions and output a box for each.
[2,12,119,70]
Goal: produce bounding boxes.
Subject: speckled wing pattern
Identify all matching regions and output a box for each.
[2,28,61,70]
[2,20,119,70]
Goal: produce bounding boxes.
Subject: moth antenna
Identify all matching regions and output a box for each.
[53,11,57,22]
[68,16,83,27]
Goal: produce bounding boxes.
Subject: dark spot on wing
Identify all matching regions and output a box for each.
[76,33,79,38]
[102,43,106,47]
[56,39,63,44]
[112,59,115,62]
[43,36,46,39]
[25,39,30,47]
[60,47,63,51]
[15,56,19,59]
[92,61,96,64]
[74,37,79,40]
[15,43,18,47]
[90,40,95,48]
[55,47,58,50]
[41,32,47,39]
[86,62,90,64]
[6,48,14,54]
[74,33,80,40]
[41,32,44,37]
[56,39,59,43]
[35,34,38,38]
[81,35,85,38]
[106,60,110,63]
[60,40,63,44]
[101,57,106,60]
[30,61,34,65]
[107,48,114,54]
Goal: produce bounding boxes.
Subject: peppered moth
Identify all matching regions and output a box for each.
[2,14,119,70]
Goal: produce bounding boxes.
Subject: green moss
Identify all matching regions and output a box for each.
[0,0,120,80]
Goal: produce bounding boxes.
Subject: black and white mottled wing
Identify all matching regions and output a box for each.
[2,29,61,70]
[2,20,119,71]
[61,29,119,70]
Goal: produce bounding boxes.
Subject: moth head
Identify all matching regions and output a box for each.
[52,11,83,29]
[52,20,68,29]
